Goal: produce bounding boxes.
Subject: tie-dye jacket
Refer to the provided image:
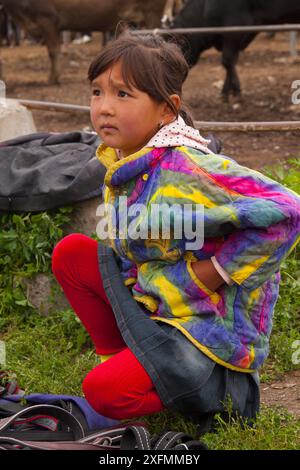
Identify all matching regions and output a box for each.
[96,144,300,373]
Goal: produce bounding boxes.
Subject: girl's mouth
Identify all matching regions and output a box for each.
[100,124,118,131]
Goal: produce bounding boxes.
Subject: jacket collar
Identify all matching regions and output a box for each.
[96,144,166,189]
[147,116,210,153]
[96,117,210,189]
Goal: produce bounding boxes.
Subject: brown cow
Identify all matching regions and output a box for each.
[0,0,167,84]
[161,0,184,28]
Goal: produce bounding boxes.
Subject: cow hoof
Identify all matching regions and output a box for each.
[221,93,229,103]
[233,94,244,104]
[221,93,244,105]
[232,89,242,98]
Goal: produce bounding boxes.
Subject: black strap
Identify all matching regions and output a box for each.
[120,426,208,450]
[120,425,152,450]
[0,430,75,442]
[0,436,116,450]
[51,399,89,434]
[0,399,88,439]
[0,425,209,450]
[0,436,65,450]
[0,404,85,441]
[174,439,208,450]
[151,431,188,449]
[0,401,26,417]
[150,430,209,450]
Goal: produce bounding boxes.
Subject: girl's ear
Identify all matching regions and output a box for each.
[161,94,181,124]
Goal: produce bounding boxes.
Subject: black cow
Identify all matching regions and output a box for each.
[172,0,300,98]
[0,5,20,46]
[0,5,8,46]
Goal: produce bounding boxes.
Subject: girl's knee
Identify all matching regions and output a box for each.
[82,368,113,418]
[82,367,129,420]
[51,233,91,276]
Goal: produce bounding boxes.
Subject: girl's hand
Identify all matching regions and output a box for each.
[191,259,225,292]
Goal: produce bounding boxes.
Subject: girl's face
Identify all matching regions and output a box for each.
[90,60,170,158]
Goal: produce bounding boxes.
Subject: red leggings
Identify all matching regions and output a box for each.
[52,233,164,420]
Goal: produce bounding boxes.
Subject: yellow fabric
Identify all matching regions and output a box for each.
[99,354,115,363]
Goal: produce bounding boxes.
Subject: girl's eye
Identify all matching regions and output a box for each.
[92,89,101,96]
[118,90,129,98]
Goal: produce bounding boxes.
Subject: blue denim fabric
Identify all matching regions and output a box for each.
[98,243,260,423]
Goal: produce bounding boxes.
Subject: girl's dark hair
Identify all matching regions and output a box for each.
[88,33,194,127]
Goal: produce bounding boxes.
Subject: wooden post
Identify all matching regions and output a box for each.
[62,31,71,44]
[290,31,298,57]
[0,80,5,99]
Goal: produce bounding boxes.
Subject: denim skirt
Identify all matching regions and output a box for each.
[98,243,260,424]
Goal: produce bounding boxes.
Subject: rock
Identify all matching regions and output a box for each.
[63,197,102,237]
[24,197,103,316]
[0,98,36,142]
[24,273,69,316]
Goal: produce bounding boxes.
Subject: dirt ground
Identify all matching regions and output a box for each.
[1,32,300,418]
[1,31,300,169]
[260,370,300,418]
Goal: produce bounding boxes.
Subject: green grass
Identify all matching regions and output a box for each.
[0,160,299,450]
[201,406,299,450]
[143,405,300,450]
[260,159,300,381]
[1,309,95,395]
[0,207,74,326]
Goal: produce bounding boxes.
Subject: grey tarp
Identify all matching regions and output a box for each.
[0,131,221,212]
[0,131,105,212]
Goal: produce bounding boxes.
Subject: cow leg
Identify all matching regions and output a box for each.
[46,41,60,85]
[13,23,20,46]
[47,35,60,85]
[39,19,60,85]
[221,41,241,100]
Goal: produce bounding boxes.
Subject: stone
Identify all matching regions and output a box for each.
[26,197,102,315]
[63,196,101,237]
[0,98,36,142]
[24,273,69,316]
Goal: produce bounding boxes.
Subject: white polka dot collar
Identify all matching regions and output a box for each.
[146,116,210,154]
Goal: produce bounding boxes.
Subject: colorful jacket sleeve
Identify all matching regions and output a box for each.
[203,155,300,290]
[145,150,300,292]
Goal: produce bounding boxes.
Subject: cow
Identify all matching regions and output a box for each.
[0,5,6,46]
[0,0,167,84]
[172,0,300,99]
[0,5,20,47]
[161,0,184,28]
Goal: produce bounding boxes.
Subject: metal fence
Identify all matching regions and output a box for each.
[18,99,300,133]
[131,23,299,57]
[131,23,300,35]
[3,25,300,134]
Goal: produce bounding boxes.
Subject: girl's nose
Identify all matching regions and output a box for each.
[98,96,114,116]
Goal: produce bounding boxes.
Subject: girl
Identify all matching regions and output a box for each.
[52,34,300,426]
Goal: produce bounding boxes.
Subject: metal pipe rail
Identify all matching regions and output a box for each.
[194,121,300,132]
[17,99,300,132]
[19,99,90,114]
[131,24,300,36]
